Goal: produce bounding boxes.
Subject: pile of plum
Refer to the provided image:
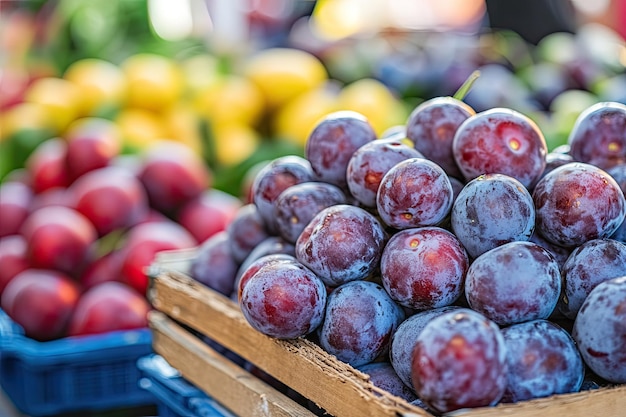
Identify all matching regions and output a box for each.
[190,99,626,414]
[0,118,242,341]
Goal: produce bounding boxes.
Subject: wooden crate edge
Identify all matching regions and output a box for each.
[149,269,430,417]
[148,311,317,417]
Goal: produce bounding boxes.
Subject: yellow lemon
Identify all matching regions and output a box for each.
[121,53,184,111]
[115,108,168,151]
[273,83,340,147]
[181,54,221,92]
[162,103,204,154]
[212,124,261,166]
[0,102,52,141]
[193,74,264,127]
[336,78,408,136]
[24,77,82,133]
[63,58,127,116]
[243,48,328,110]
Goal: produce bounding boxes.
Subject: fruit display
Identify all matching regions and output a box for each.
[2,1,626,416]
[0,128,247,343]
[177,95,626,416]
[4,2,624,193]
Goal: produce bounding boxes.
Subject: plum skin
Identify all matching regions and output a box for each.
[452,107,547,189]
[532,162,626,248]
[411,308,508,413]
[318,280,405,367]
[501,319,584,403]
[464,241,561,326]
[572,276,626,383]
[380,227,468,310]
[295,204,386,287]
[390,306,461,391]
[240,260,327,340]
[450,173,536,259]
[376,157,454,230]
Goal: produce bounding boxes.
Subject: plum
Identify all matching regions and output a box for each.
[274,182,346,244]
[68,166,149,236]
[305,111,376,190]
[380,227,468,310]
[411,308,508,413]
[251,155,314,235]
[346,138,423,208]
[376,158,453,230]
[318,280,405,367]
[227,204,270,264]
[465,241,561,326]
[67,281,150,336]
[240,259,327,339]
[533,162,626,248]
[501,320,584,403]
[451,173,535,259]
[189,231,239,297]
[295,204,386,287]
[137,140,212,216]
[452,107,547,189]
[1,269,81,341]
[405,96,475,179]
[19,205,98,276]
[573,276,626,383]
[559,238,626,319]
[568,101,626,170]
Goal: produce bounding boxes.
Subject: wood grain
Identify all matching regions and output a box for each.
[149,270,430,417]
[149,311,315,417]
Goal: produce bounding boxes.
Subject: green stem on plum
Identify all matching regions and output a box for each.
[453,70,481,101]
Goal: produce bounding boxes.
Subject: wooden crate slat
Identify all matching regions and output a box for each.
[149,310,316,417]
[447,384,626,417]
[149,270,430,417]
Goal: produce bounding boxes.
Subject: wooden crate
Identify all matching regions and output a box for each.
[147,249,626,417]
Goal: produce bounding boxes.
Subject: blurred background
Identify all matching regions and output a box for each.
[1,0,625,196]
[1,4,625,417]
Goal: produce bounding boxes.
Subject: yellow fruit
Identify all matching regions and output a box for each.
[181,54,221,92]
[243,48,328,110]
[115,108,167,151]
[212,124,261,166]
[121,53,184,111]
[0,102,52,141]
[336,78,408,136]
[273,83,340,147]
[193,74,264,127]
[162,104,204,154]
[24,77,82,132]
[63,58,127,116]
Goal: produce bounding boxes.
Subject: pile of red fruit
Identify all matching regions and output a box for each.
[188,98,626,414]
[0,116,242,342]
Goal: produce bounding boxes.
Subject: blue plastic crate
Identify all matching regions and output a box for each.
[137,354,235,417]
[0,308,155,416]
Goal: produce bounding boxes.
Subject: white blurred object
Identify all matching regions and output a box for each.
[571,0,612,16]
[148,0,195,41]
[205,0,249,51]
[310,0,486,40]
